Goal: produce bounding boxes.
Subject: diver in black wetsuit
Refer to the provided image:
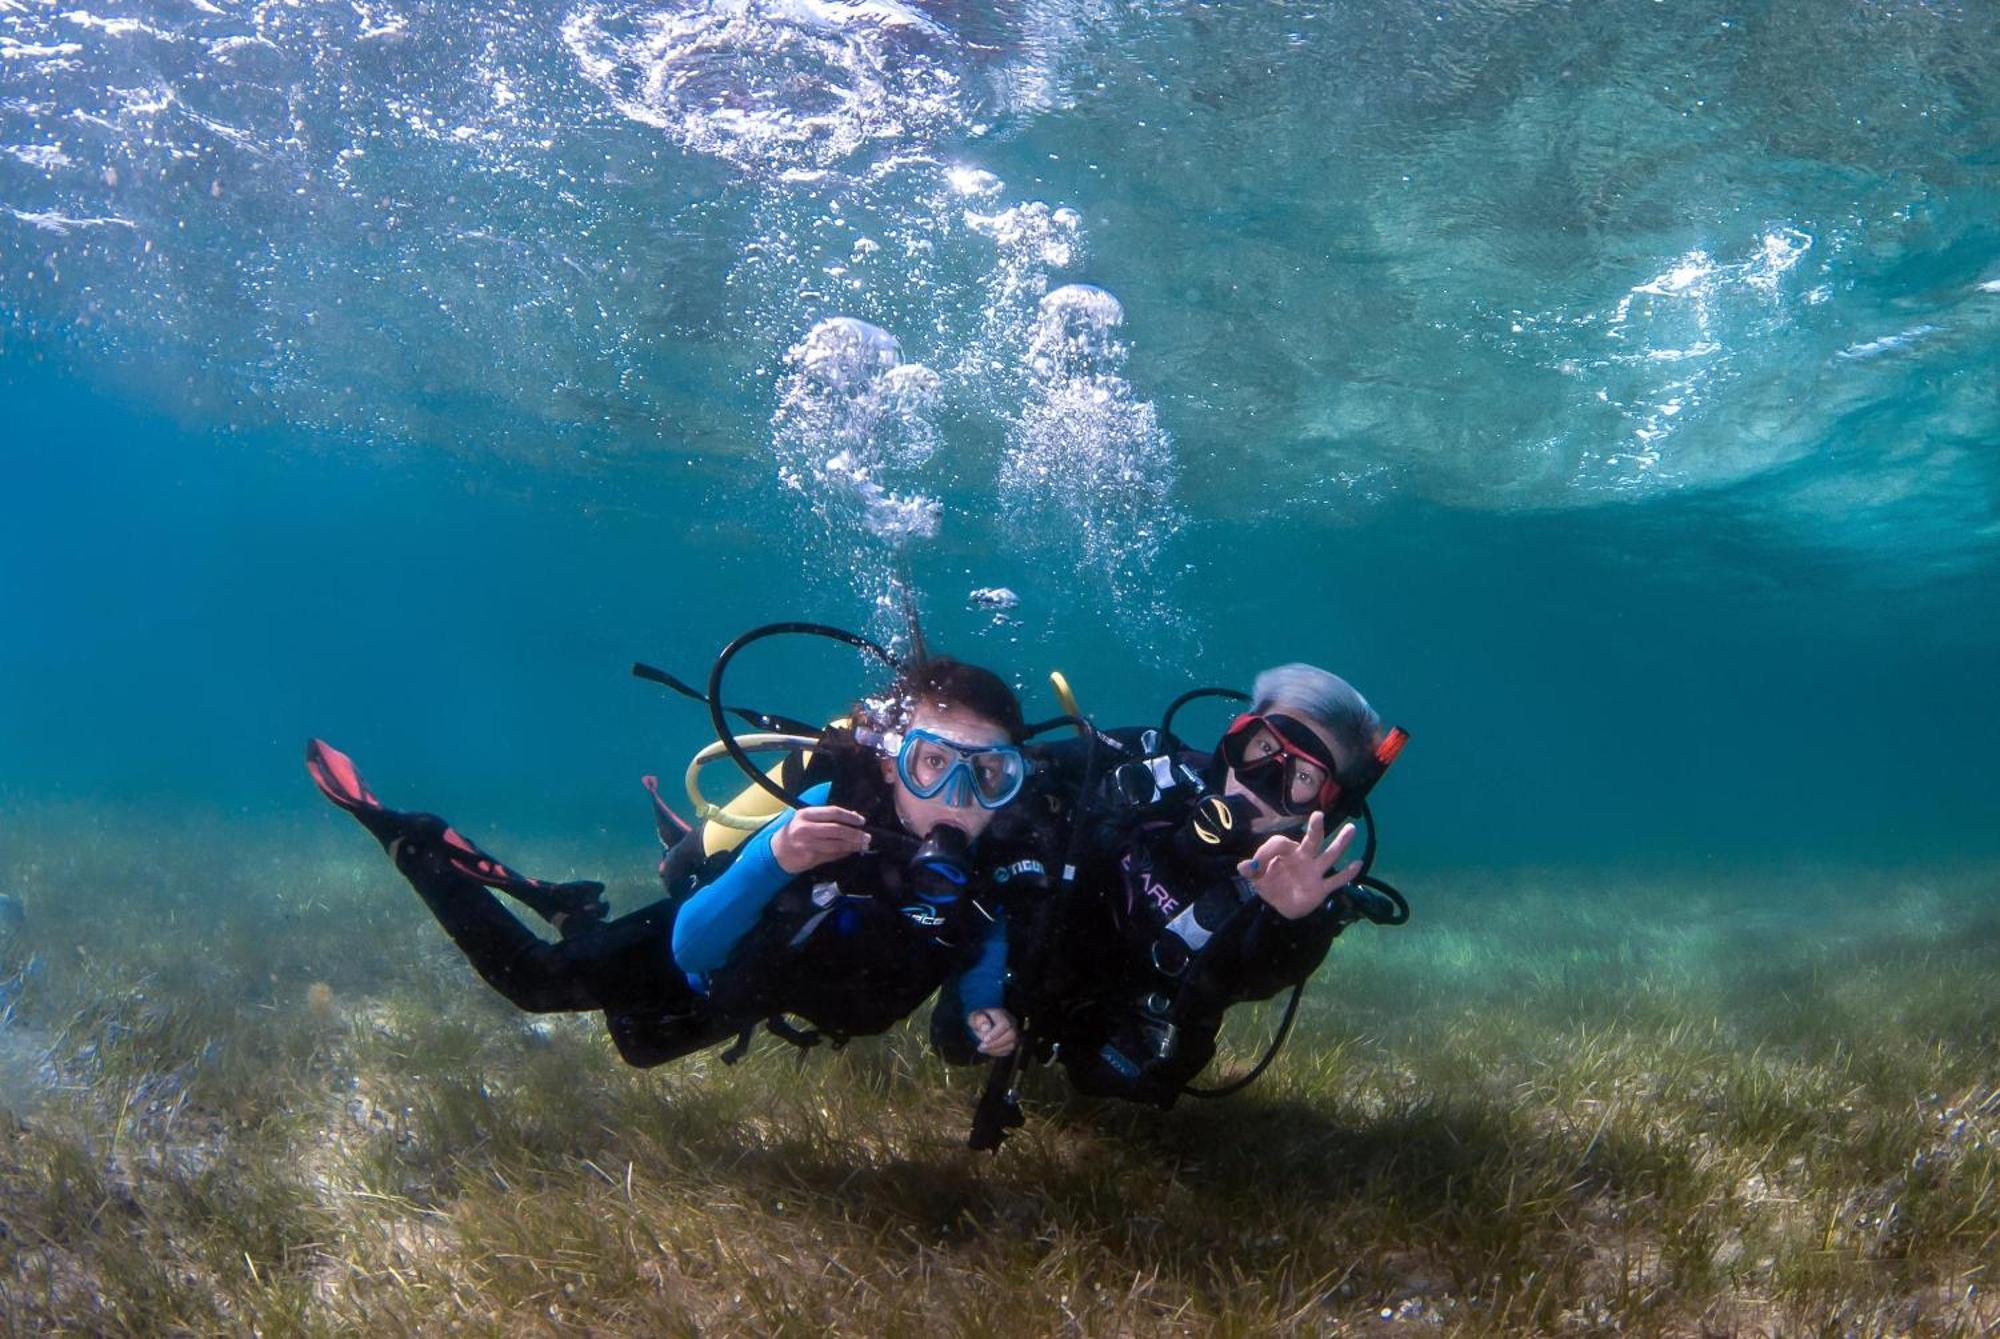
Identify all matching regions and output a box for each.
[1007,663,1407,1109]
[308,657,1050,1069]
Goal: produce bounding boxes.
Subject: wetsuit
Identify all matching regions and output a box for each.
[354,746,1032,1069]
[1031,728,1358,1107]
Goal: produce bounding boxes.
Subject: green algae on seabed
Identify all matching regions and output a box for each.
[0,813,1994,1336]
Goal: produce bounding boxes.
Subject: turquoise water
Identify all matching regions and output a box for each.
[4,0,1998,876]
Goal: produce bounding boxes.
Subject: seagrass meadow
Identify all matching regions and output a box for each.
[8,0,2000,1335]
[0,809,1993,1336]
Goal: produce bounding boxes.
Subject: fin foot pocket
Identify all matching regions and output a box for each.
[308,738,608,930]
[549,882,611,938]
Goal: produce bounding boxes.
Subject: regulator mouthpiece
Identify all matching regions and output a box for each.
[910,822,973,892]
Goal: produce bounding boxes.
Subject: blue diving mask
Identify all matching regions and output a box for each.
[888,728,1027,810]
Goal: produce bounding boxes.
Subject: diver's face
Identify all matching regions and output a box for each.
[1222,707,1350,834]
[882,699,1015,841]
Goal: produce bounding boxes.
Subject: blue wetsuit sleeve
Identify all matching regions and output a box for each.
[953,913,1010,1019]
[670,783,831,978]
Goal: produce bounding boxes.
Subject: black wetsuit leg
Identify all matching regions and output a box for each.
[392,836,697,1016]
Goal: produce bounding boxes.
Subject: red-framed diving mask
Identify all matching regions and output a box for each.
[1220,712,1410,817]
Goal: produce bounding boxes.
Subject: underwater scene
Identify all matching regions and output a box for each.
[3,0,1999,1332]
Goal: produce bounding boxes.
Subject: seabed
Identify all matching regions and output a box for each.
[0,807,1994,1336]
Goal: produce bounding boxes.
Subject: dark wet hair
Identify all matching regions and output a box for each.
[893,655,1026,744]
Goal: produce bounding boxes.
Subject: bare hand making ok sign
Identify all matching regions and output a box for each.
[1236,810,1364,920]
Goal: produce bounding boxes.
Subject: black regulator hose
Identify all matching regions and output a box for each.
[703,621,904,842]
[1159,686,1250,748]
[969,712,1103,1152]
[1181,986,1307,1101]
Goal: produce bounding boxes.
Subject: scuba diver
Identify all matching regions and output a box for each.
[307,648,1048,1069]
[956,662,1408,1121]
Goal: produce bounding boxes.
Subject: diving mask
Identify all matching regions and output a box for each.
[1220,712,1342,816]
[887,728,1027,810]
[1221,712,1410,818]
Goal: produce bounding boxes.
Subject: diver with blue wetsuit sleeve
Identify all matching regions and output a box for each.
[308,655,1048,1070]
